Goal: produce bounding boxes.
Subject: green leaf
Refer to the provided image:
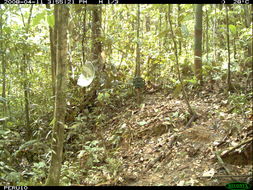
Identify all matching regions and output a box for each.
[77,150,86,159]
[172,112,179,118]
[229,24,236,35]
[3,26,11,34]
[32,12,45,27]
[91,140,99,146]
[0,96,6,102]
[0,129,10,135]
[34,161,46,168]
[97,92,110,102]
[185,77,197,84]
[70,122,82,129]
[49,118,55,126]
[138,120,149,126]
[47,14,55,27]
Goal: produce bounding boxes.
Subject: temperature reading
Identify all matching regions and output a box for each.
[234,0,250,3]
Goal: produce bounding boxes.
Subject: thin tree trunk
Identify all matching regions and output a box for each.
[177,4,182,56]
[146,15,150,32]
[233,38,236,60]
[135,4,141,104]
[89,5,102,102]
[53,6,58,86]
[213,5,217,62]
[159,11,162,53]
[46,4,56,97]
[168,4,196,116]
[194,4,203,84]
[225,5,232,91]
[206,6,209,63]
[164,12,168,47]
[19,5,33,140]
[244,5,252,64]
[82,6,87,65]
[7,82,11,119]
[46,5,69,186]
[1,4,7,128]
[23,56,31,139]
[91,5,102,77]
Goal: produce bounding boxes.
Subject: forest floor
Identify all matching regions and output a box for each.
[97,87,252,186]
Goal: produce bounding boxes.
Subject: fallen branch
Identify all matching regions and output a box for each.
[143,152,167,173]
[214,151,237,182]
[221,138,253,158]
[185,113,198,129]
[215,151,231,175]
[199,174,252,178]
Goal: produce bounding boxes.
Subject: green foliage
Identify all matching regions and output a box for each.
[228,24,236,35]
[61,161,84,185]
[228,94,247,114]
[16,161,47,185]
[78,140,105,168]
[138,120,149,126]
[0,161,20,185]
[105,157,122,177]
[0,96,6,103]
[185,77,197,85]
[0,4,252,185]
[32,12,46,27]
[97,91,111,103]
[47,14,55,28]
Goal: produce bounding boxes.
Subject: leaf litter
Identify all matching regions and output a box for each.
[100,90,252,186]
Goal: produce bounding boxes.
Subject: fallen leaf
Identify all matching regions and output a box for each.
[202,168,215,177]
[177,180,185,186]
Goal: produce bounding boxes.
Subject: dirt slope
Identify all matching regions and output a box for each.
[103,91,252,186]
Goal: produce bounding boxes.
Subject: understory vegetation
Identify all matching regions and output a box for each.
[0,4,252,186]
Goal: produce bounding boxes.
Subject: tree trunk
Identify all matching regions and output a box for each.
[46,4,56,97]
[89,5,102,98]
[19,5,33,140]
[82,6,87,65]
[177,4,182,56]
[46,5,69,186]
[168,4,196,118]
[213,4,217,62]
[92,5,102,72]
[23,58,31,139]
[146,15,150,32]
[159,12,162,53]
[206,6,209,63]
[135,4,141,104]
[225,5,232,91]
[244,5,252,64]
[1,4,7,128]
[194,4,203,84]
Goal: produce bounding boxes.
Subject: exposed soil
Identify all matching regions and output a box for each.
[100,90,252,186]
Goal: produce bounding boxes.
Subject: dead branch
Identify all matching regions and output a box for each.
[199,174,252,178]
[221,138,253,158]
[185,113,198,128]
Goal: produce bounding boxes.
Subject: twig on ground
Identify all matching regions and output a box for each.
[221,138,253,158]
